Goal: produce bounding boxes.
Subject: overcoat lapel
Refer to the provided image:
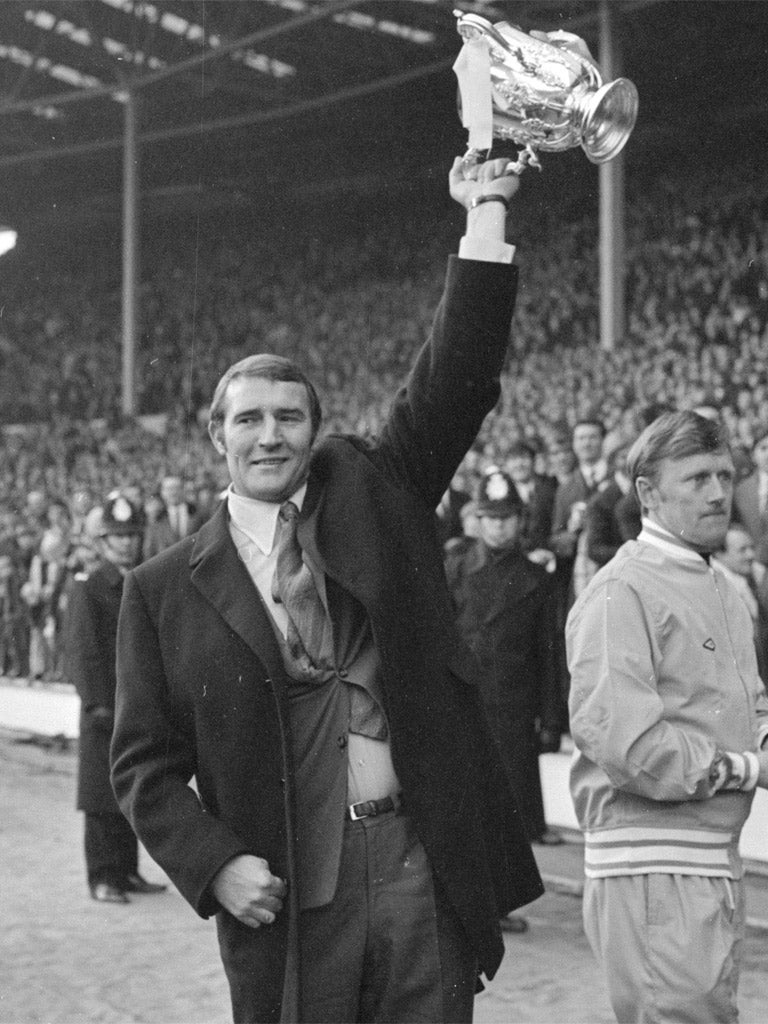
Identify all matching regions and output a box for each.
[188,503,286,685]
[188,504,301,1024]
[295,453,392,607]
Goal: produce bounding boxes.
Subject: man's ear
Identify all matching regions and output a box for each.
[208,420,226,455]
[635,475,657,511]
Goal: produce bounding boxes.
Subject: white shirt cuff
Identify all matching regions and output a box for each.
[743,751,760,791]
[458,236,515,264]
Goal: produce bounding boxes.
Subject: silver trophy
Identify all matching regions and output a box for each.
[453,11,638,174]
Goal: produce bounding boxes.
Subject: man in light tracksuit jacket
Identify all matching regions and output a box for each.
[567,410,768,1024]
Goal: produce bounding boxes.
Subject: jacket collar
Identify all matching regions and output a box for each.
[639,518,711,566]
[464,539,526,574]
[226,482,308,556]
[188,503,286,681]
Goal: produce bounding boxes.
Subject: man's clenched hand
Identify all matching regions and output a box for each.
[212,854,287,928]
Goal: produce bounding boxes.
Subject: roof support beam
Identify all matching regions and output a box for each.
[0,53,454,167]
[0,0,366,116]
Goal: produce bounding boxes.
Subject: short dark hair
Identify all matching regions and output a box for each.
[507,441,537,461]
[627,411,731,487]
[573,418,606,437]
[209,354,322,439]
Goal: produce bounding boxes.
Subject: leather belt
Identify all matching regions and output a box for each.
[346,794,400,821]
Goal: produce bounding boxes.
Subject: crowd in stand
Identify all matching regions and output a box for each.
[0,158,767,684]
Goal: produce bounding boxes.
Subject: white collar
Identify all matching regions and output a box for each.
[226,483,307,555]
[638,517,710,565]
[581,459,608,484]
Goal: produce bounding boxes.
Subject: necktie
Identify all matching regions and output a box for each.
[272,501,333,676]
[271,501,388,739]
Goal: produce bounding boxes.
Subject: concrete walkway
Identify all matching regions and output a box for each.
[2,729,768,1024]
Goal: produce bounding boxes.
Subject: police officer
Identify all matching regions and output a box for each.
[445,470,565,849]
[66,494,166,903]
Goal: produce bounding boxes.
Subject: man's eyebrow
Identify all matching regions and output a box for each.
[680,465,733,480]
[234,404,307,417]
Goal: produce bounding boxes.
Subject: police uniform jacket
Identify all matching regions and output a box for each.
[111,256,544,1022]
[66,560,124,814]
[445,540,561,729]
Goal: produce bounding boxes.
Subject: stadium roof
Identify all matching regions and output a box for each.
[0,0,767,233]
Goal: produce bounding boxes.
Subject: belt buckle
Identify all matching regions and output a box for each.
[348,801,369,821]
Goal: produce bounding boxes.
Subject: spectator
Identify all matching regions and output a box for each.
[503,441,557,559]
[585,443,642,568]
[142,474,203,560]
[0,541,26,677]
[546,439,577,487]
[548,418,608,702]
[713,524,768,683]
[733,426,768,564]
[21,505,71,683]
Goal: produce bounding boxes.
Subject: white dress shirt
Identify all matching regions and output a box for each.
[226,484,399,806]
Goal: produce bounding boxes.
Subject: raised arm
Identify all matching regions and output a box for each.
[374,158,520,508]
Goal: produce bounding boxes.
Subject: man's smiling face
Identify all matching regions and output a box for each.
[209,376,314,503]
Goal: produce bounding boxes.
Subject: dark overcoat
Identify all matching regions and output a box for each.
[111,256,544,1022]
[444,542,561,724]
[66,560,124,813]
[444,541,563,840]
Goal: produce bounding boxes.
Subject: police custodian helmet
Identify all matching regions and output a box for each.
[100,494,145,536]
[474,469,524,518]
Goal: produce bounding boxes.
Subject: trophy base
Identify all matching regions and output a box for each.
[580,78,639,164]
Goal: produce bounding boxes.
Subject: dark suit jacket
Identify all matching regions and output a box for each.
[586,482,642,567]
[548,469,598,564]
[516,474,557,553]
[143,503,204,561]
[65,560,124,813]
[111,256,543,1023]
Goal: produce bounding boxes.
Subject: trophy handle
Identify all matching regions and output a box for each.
[462,143,541,178]
[505,145,542,175]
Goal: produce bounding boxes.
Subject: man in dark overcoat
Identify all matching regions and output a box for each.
[111,158,543,1024]
[445,470,565,850]
[65,495,166,903]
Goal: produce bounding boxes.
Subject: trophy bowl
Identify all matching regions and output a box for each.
[454,11,639,174]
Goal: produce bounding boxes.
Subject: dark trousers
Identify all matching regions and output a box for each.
[84,811,138,887]
[298,809,477,1023]
[220,810,477,1024]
